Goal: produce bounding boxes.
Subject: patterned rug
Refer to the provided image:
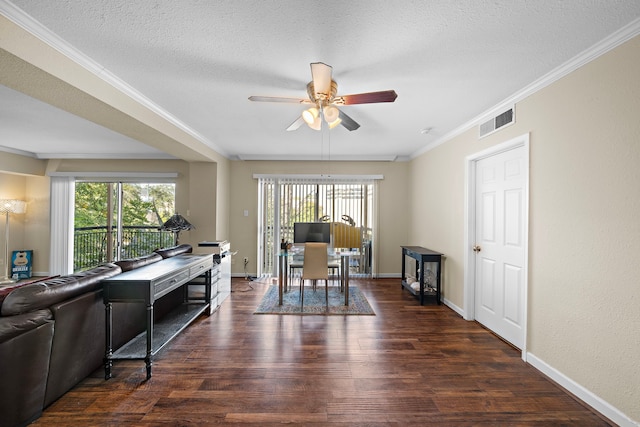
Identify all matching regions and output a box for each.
[254,285,375,315]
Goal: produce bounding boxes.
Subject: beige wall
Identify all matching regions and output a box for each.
[215,157,231,241]
[0,172,27,275]
[24,175,51,274]
[229,160,409,276]
[0,163,50,274]
[187,162,217,244]
[182,158,230,244]
[0,151,46,176]
[410,35,640,421]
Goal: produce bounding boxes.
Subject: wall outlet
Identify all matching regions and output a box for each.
[243,257,248,264]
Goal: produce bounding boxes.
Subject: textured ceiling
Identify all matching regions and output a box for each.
[1,0,640,161]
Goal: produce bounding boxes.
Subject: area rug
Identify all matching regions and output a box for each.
[254,285,375,315]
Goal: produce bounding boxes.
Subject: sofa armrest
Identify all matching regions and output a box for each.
[0,313,54,427]
[44,290,105,407]
[0,309,53,344]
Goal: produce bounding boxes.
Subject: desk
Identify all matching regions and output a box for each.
[401,246,443,305]
[278,249,353,306]
[102,254,214,379]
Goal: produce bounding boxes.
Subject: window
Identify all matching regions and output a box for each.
[73,181,176,271]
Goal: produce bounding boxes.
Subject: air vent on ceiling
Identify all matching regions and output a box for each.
[479,106,515,138]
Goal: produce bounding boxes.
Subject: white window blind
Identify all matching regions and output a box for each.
[256,175,380,277]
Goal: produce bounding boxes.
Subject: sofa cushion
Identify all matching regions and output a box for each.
[1,264,121,316]
[154,244,193,259]
[115,252,163,272]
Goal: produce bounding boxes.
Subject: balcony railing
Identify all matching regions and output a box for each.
[74,226,175,271]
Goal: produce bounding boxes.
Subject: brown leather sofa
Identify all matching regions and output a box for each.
[0,244,192,427]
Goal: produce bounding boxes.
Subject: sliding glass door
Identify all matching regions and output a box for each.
[257,176,377,278]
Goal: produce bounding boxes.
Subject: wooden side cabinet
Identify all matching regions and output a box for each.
[401,246,443,305]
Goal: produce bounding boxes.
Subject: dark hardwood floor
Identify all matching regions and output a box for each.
[33,278,612,426]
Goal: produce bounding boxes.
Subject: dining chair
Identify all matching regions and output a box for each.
[300,242,329,311]
[288,253,304,292]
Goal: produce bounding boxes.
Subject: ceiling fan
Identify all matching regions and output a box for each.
[248,62,397,132]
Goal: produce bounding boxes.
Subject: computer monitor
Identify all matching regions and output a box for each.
[293,222,331,244]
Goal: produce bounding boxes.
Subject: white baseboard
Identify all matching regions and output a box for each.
[442,297,465,317]
[527,353,638,427]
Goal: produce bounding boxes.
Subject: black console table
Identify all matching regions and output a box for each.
[401,246,443,305]
[102,254,214,379]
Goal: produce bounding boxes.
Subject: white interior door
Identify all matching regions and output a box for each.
[474,145,526,349]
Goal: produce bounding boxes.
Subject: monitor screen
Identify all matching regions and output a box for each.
[293,222,331,244]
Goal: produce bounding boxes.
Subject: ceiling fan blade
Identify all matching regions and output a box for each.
[338,110,360,131]
[310,62,333,98]
[248,96,310,104]
[335,90,398,105]
[286,116,305,131]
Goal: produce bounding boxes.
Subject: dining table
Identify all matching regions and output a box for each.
[277,246,358,306]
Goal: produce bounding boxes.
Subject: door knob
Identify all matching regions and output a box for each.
[472,245,482,252]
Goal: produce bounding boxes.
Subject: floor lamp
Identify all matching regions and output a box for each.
[0,199,27,284]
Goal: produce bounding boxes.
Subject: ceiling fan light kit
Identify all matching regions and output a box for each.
[323,105,340,123]
[249,62,397,132]
[327,117,342,129]
[302,107,319,125]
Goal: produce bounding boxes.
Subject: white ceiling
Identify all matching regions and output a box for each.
[2,1,640,162]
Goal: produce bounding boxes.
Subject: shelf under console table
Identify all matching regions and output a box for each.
[102,253,215,380]
[401,246,443,305]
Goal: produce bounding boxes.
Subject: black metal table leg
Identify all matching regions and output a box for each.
[104,302,113,379]
[145,303,153,379]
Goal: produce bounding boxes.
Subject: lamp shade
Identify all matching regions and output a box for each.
[323,105,339,123]
[308,116,322,130]
[160,213,195,231]
[327,117,342,129]
[302,107,319,125]
[0,199,26,214]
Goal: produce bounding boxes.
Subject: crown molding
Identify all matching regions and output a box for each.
[0,145,37,158]
[411,16,640,159]
[35,152,176,160]
[237,154,398,162]
[0,145,175,160]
